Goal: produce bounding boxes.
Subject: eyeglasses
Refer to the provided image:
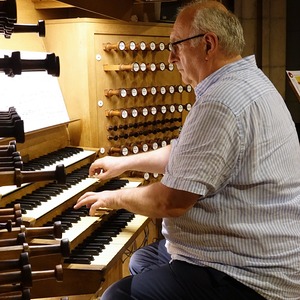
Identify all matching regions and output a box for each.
[169,33,205,53]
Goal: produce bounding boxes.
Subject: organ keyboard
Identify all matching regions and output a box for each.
[30,210,150,298]
[0,146,97,197]
[19,165,100,226]
[87,213,149,269]
[59,180,142,244]
[0,124,154,299]
[28,178,143,248]
[26,178,148,298]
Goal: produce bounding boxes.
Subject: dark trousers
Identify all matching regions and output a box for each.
[101,240,266,300]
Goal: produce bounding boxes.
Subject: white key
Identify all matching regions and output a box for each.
[23,177,99,219]
[62,216,99,242]
[91,214,148,266]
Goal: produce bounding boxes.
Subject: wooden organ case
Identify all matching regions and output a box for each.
[43,18,195,182]
[1,5,195,298]
[0,9,159,300]
[40,19,195,297]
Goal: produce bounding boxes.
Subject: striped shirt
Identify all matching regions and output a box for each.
[161,55,300,300]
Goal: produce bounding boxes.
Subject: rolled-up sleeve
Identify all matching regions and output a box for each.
[161,100,241,197]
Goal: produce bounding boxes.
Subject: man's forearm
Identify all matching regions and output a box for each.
[122,145,171,175]
[112,180,198,218]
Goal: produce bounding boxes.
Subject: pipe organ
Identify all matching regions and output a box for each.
[1,1,190,299]
[0,122,157,300]
[43,18,195,183]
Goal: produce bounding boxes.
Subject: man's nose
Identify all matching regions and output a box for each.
[168,50,177,64]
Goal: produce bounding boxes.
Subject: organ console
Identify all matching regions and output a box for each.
[0,125,155,299]
[0,51,154,300]
[0,2,195,297]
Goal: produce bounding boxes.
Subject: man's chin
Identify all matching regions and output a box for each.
[179,73,189,85]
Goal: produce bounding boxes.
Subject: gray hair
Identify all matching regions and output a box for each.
[178,0,245,56]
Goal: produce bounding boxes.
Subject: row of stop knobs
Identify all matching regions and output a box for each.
[103,61,174,73]
[105,103,192,119]
[108,136,177,156]
[105,84,192,98]
[103,41,171,52]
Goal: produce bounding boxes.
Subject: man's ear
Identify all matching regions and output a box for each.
[204,33,218,54]
[206,43,211,52]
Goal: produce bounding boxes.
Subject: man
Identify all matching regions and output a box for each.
[74,1,300,299]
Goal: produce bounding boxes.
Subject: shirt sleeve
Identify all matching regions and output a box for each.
[161,99,241,197]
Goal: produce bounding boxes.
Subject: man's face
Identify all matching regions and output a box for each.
[169,14,206,88]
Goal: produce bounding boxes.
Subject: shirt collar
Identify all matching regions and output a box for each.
[194,55,257,99]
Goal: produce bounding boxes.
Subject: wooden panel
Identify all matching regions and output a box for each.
[0,0,46,51]
[32,0,73,9]
[29,217,157,298]
[0,124,70,160]
[43,18,195,162]
[58,0,133,20]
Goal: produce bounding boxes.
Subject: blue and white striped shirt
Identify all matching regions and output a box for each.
[161,55,300,300]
